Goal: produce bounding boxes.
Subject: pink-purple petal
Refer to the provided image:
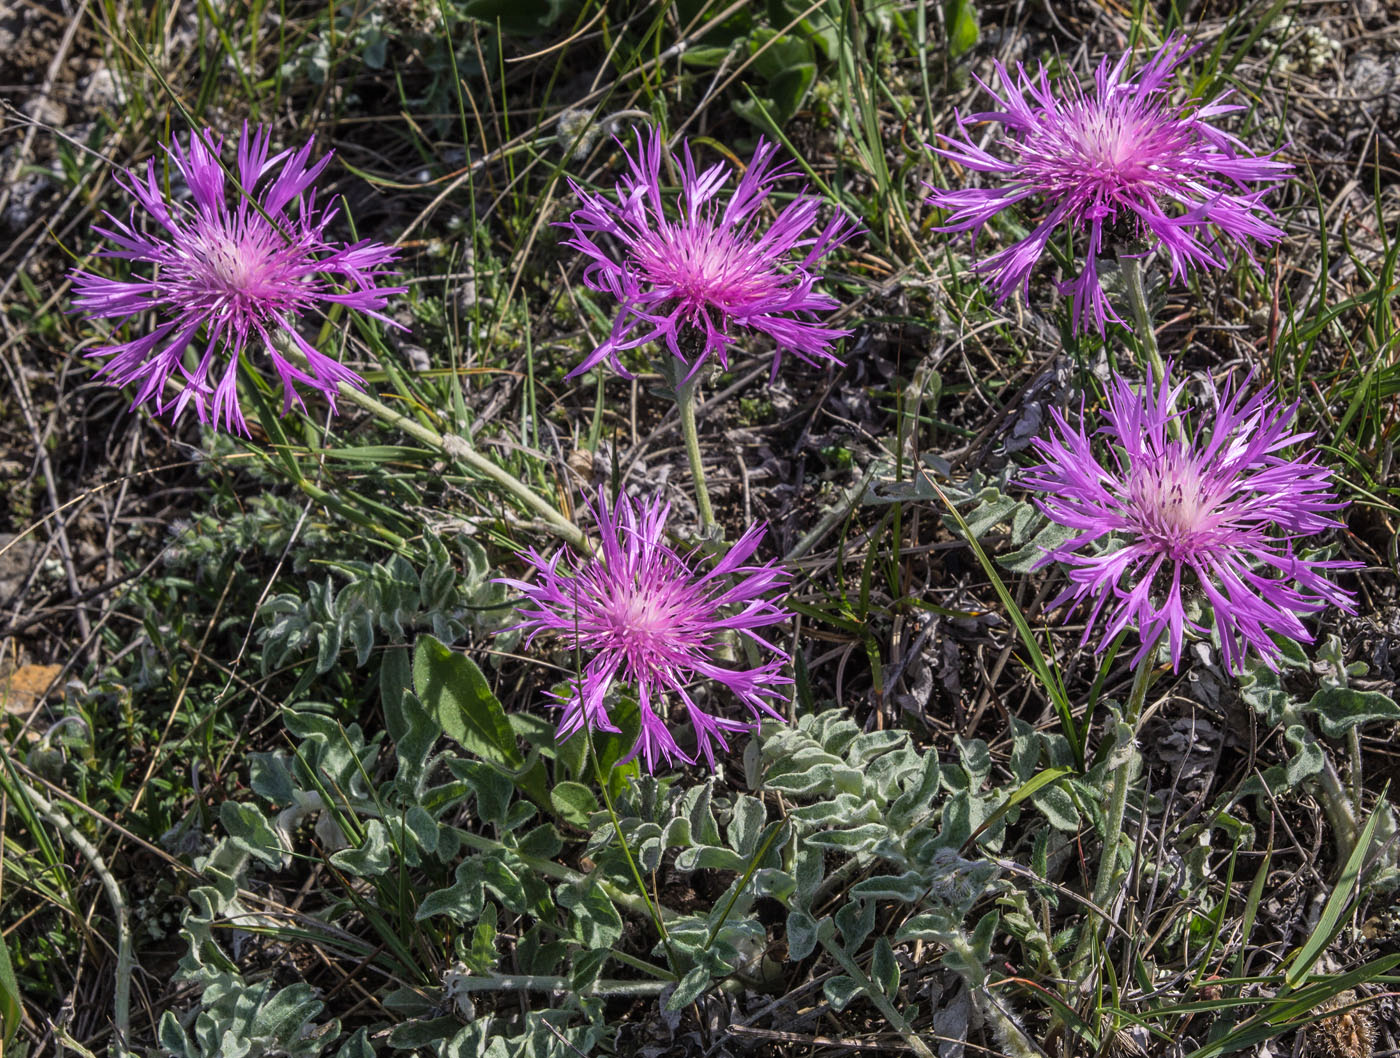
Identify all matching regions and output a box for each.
[927,36,1292,334]
[1025,365,1356,672]
[70,125,406,434]
[498,489,792,773]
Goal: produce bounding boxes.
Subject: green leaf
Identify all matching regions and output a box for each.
[330,818,394,877]
[556,880,623,949]
[569,947,610,992]
[945,0,979,58]
[1307,686,1400,738]
[335,1029,376,1058]
[728,794,768,856]
[413,634,522,767]
[516,822,564,860]
[823,974,862,1012]
[416,860,485,922]
[968,766,1075,848]
[999,520,1075,573]
[850,871,928,903]
[667,965,712,1011]
[786,908,820,961]
[871,937,900,997]
[1283,726,1325,785]
[220,802,284,867]
[0,936,20,1051]
[803,822,889,849]
[550,781,599,826]
[249,751,297,805]
[674,845,747,872]
[680,44,735,68]
[1283,803,1384,989]
[158,1010,191,1056]
[1031,782,1080,832]
[835,898,876,951]
[469,904,499,974]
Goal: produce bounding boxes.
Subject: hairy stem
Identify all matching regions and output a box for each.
[820,923,936,1058]
[1090,658,1153,911]
[1071,650,1157,982]
[334,382,587,550]
[676,377,717,535]
[446,973,670,997]
[1119,253,1167,390]
[1274,702,1359,861]
[586,729,681,975]
[268,335,586,550]
[1347,727,1364,808]
[8,775,131,1057]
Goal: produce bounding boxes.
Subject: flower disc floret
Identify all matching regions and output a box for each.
[499,490,792,773]
[559,127,855,380]
[1023,366,1356,672]
[71,124,405,434]
[927,37,1292,334]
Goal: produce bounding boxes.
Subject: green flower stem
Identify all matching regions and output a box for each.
[1119,253,1167,391]
[268,334,586,551]
[454,829,679,926]
[1119,253,1185,445]
[5,773,132,1058]
[447,973,669,997]
[676,377,717,535]
[1090,655,1154,912]
[334,381,587,551]
[586,730,681,975]
[1347,727,1364,808]
[819,921,936,1058]
[1070,648,1157,982]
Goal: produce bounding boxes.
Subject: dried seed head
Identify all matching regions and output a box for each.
[1307,990,1376,1058]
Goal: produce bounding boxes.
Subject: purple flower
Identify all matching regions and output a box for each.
[71,124,404,434]
[927,37,1292,334]
[1023,366,1356,673]
[558,127,855,381]
[499,489,791,772]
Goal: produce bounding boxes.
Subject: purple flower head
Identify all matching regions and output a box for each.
[558,127,855,381]
[499,489,792,773]
[71,123,405,434]
[927,37,1292,334]
[1023,365,1356,673]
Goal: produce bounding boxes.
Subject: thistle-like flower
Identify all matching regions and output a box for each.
[71,124,404,434]
[558,127,855,380]
[927,37,1292,334]
[500,489,791,772]
[1023,366,1355,672]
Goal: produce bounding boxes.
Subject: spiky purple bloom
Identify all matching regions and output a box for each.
[558,127,855,380]
[1023,366,1356,673]
[500,490,792,773]
[71,124,404,434]
[927,37,1292,334]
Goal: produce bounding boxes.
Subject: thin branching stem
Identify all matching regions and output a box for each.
[1069,647,1158,985]
[334,381,588,550]
[270,334,586,550]
[585,730,681,976]
[819,924,936,1058]
[6,774,131,1058]
[1119,254,1181,439]
[676,376,716,535]
[1090,654,1155,914]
